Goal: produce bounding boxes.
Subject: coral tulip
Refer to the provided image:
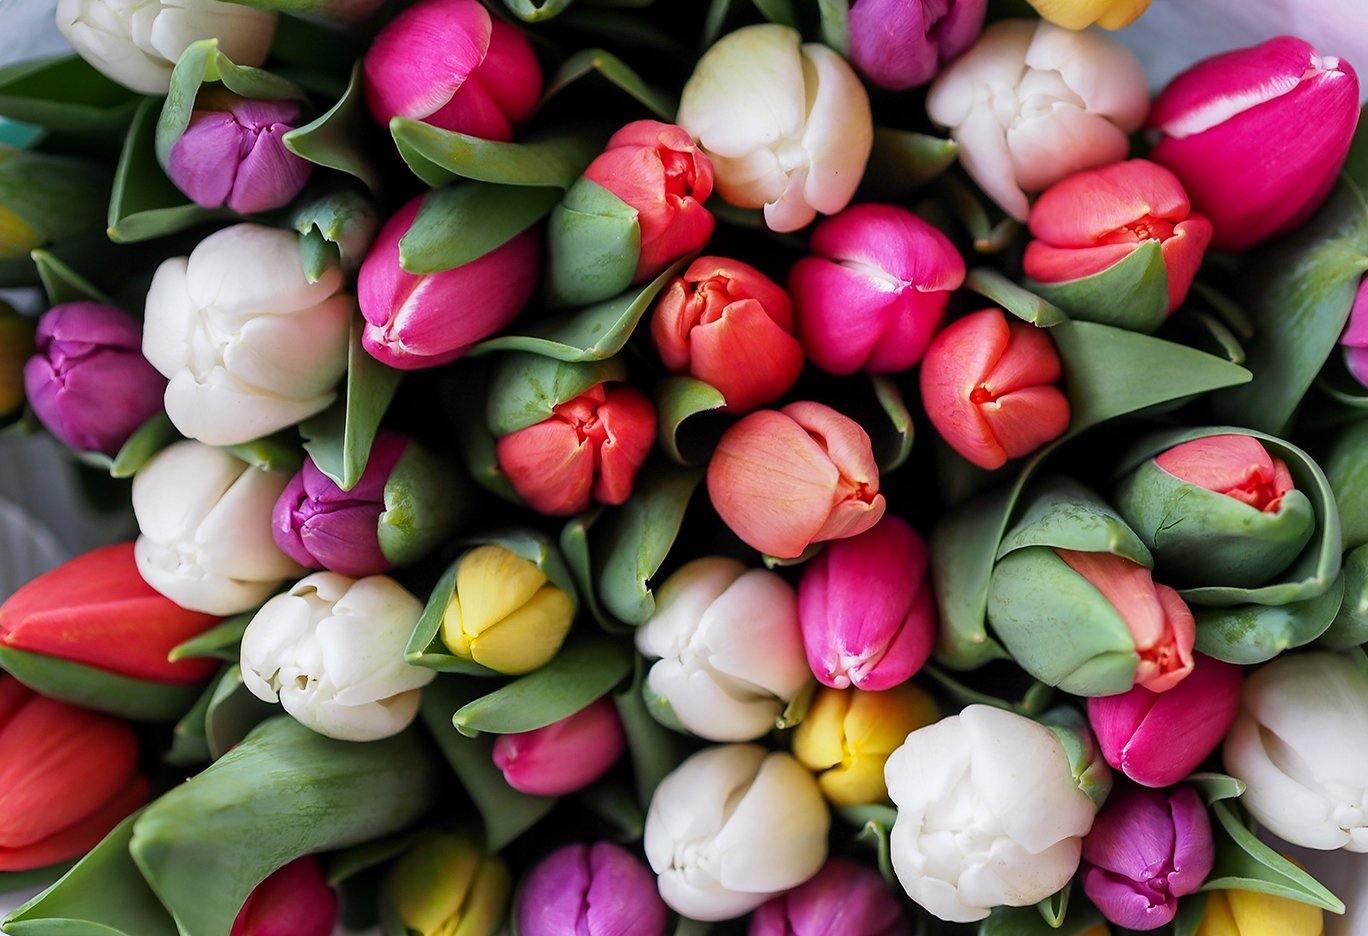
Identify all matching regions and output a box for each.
[849,0,986,91]
[492,698,625,796]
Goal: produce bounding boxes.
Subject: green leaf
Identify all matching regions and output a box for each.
[283,62,379,192]
[815,0,851,55]
[203,665,276,760]
[168,610,254,662]
[0,55,137,142]
[1326,420,1368,550]
[1201,800,1344,912]
[0,645,202,723]
[996,476,1151,565]
[166,673,217,766]
[964,268,1067,327]
[485,353,627,437]
[0,862,76,898]
[224,432,303,474]
[1195,574,1345,664]
[1187,771,1246,805]
[869,375,914,472]
[108,98,226,243]
[292,187,379,282]
[32,248,114,306]
[577,779,646,842]
[752,0,798,26]
[1037,881,1069,927]
[1322,543,1368,650]
[75,412,179,478]
[942,174,1021,253]
[838,804,897,886]
[541,49,677,121]
[1028,239,1169,334]
[860,128,957,199]
[503,0,576,21]
[0,148,110,248]
[656,377,727,466]
[1174,891,1209,936]
[613,657,691,808]
[560,509,620,633]
[400,182,559,275]
[390,120,602,190]
[978,904,1103,936]
[546,179,642,307]
[325,832,421,888]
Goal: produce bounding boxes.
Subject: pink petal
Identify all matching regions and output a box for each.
[363,0,491,125]
[1028,159,1192,246]
[687,298,804,412]
[1159,216,1212,311]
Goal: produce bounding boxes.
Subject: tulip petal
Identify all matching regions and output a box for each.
[468,585,575,675]
[362,0,491,123]
[688,298,804,411]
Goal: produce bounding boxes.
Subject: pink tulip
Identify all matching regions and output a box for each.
[749,858,906,936]
[651,256,802,412]
[849,0,987,90]
[231,856,337,936]
[166,97,312,215]
[358,195,541,369]
[1342,277,1368,388]
[1088,653,1242,788]
[1149,36,1360,251]
[491,698,626,797]
[789,203,965,375]
[919,308,1070,470]
[1155,434,1295,512]
[798,517,936,691]
[707,401,886,559]
[363,0,541,141]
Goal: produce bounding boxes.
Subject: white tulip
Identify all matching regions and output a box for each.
[142,224,352,447]
[926,19,1149,220]
[1223,652,1368,853]
[132,440,301,615]
[644,744,829,921]
[635,557,809,742]
[56,0,277,96]
[884,704,1100,923]
[240,572,435,742]
[678,24,873,233]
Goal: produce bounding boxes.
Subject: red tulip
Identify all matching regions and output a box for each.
[231,856,338,936]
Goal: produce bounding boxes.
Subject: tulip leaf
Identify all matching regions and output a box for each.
[656,377,727,466]
[203,665,276,760]
[486,352,628,436]
[1187,772,1246,805]
[964,268,1067,327]
[614,657,691,808]
[546,179,642,307]
[168,610,254,662]
[283,62,380,192]
[325,831,421,888]
[1325,421,1368,550]
[0,149,110,253]
[752,0,799,26]
[861,128,957,198]
[814,0,851,55]
[0,645,202,722]
[503,0,576,21]
[1201,800,1345,912]
[943,174,1021,253]
[1321,544,1368,650]
[390,119,603,190]
[0,862,77,898]
[223,432,304,474]
[0,55,138,143]
[166,674,217,766]
[577,779,646,842]
[996,476,1151,566]
[1027,239,1170,334]
[1173,892,1209,936]
[1037,881,1069,928]
[838,805,897,886]
[32,248,115,306]
[559,509,621,633]
[869,375,914,472]
[74,411,179,480]
[1195,573,1345,665]
[542,49,677,121]
[978,904,1104,936]
[292,187,379,282]
[400,182,560,275]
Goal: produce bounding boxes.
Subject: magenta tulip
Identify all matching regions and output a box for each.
[1341,277,1368,388]
[750,858,905,936]
[516,842,667,936]
[166,97,311,214]
[849,0,986,90]
[491,698,626,796]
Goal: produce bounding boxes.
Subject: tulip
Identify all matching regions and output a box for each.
[438,545,575,675]
[142,223,352,446]
[516,842,668,936]
[749,857,906,936]
[678,25,873,233]
[231,856,337,936]
[23,302,166,456]
[919,308,1070,470]
[384,833,511,936]
[1340,278,1368,389]
[1026,0,1150,29]
[884,705,1102,922]
[1222,652,1368,852]
[651,256,802,412]
[363,0,541,140]
[133,441,302,615]
[797,516,937,691]
[0,677,149,871]
[789,204,966,375]
[635,557,809,742]
[492,698,625,796]
[792,684,939,806]
[848,0,986,91]
[0,303,34,420]
[167,96,312,215]
[358,195,540,370]
[1149,36,1360,251]
[708,401,885,558]
[496,382,655,516]
[1196,886,1325,936]
[1081,786,1213,930]
[644,744,830,921]
[240,572,436,741]
[926,20,1149,220]
[55,0,277,95]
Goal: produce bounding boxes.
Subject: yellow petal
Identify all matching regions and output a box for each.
[455,545,549,638]
[1225,889,1323,936]
[792,687,851,773]
[388,834,481,936]
[1096,0,1151,29]
[469,584,574,674]
[844,683,939,756]
[440,592,475,661]
[0,204,41,262]
[451,855,512,936]
[817,753,890,806]
[1026,0,1143,30]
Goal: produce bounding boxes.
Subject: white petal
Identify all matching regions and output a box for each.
[645,744,766,873]
[222,294,352,401]
[195,464,300,581]
[713,752,828,893]
[1024,21,1149,130]
[646,660,779,742]
[798,42,872,218]
[708,148,787,212]
[1244,653,1368,789]
[147,2,276,71]
[240,590,314,702]
[636,557,743,661]
[1006,104,1131,195]
[958,836,1081,911]
[132,440,242,544]
[280,685,421,742]
[885,715,972,813]
[926,19,1034,130]
[699,569,807,700]
[142,256,194,379]
[186,224,342,318]
[134,534,279,614]
[679,25,805,159]
[762,188,817,234]
[655,871,768,923]
[163,368,336,446]
[954,105,1031,220]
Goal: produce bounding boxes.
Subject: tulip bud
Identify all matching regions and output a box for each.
[749,857,907,936]
[0,303,34,421]
[0,676,149,871]
[496,382,655,516]
[1025,0,1150,29]
[679,25,873,233]
[492,698,625,796]
[23,302,167,456]
[231,856,337,936]
[635,557,809,742]
[517,842,667,936]
[792,684,938,806]
[926,20,1149,219]
[167,96,312,215]
[1196,886,1325,936]
[438,545,574,675]
[708,401,886,559]
[240,572,436,741]
[363,0,541,140]
[919,308,1069,470]
[1341,277,1368,389]
[644,744,830,921]
[790,204,965,375]
[849,0,986,90]
[651,256,802,412]
[384,833,511,936]
[1222,652,1368,852]
[359,195,541,370]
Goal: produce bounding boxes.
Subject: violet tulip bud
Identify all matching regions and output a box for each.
[23,302,167,456]
[1082,786,1213,931]
[517,842,668,936]
[790,203,965,375]
[491,698,625,796]
[1149,36,1360,251]
[849,0,986,91]
[231,855,338,936]
[749,857,906,936]
[1341,278,1368,389]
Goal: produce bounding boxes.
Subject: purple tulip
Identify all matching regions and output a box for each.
[23,302,167,455]
[1082,786,1214,931]
[849,0,987,90]
[749,858,905,936]
[166,97,312,215]
[516,842,668,936]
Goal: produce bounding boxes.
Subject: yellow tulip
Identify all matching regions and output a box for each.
[792,683,938,806]
[440,545,574,674]
[1197,888,1324,936]
[0,303,34,419]
[1026,0,1151,30]
[385,833,511,936]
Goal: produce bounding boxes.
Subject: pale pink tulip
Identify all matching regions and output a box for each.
[492,699,625,797]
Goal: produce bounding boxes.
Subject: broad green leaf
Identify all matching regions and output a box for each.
[0,645,202,723]
[108,98,226,243]
[964,267,1067,327]
[223,432,304,474]
[996,476,1151,565]
[0,862,76,898]
[166,672,217,766]
[324,832,420,888]
[0,55,137,142]
[1321,543,1368,650]
[1201,800,1344,912]
[1325,420,1368,549]
[486,353,627,436]
[541,49,676,120]
[1028,238,1169,333]
[32,248,114,306]
[203,665,276,759]
[978,904,1103,936]
[861,128,957,199]
[283,62,378,192]
[815,0,851,55]
[292,187,378,282]
[656,377,727,466]
[390,120,602,189]
[614,657,691,807]
[1195,574,1345,664]
[168,610,254,662]
[400,182,559,275]
[545,179,641,307]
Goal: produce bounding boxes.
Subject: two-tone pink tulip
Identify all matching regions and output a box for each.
[491,699,625,796]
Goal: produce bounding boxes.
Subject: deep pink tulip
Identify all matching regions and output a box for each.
[1155,434,1295,512]
[1149,36,1360,251]
[231,856,338,936]
[849,0,986,90]
[166,97,312,215]
[750,858,905,936]
[492,698,626,797]
[1341,277,1368,388]
[359,195,541,369]
[790,203,965,375]
[1088,653,1242,788]
[516,842,667,936]
[798,516,936,691]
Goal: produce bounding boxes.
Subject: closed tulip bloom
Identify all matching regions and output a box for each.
[386,833,511,936]
[1026,0,1150,29]
[708,402,885,558]
[749,857,906,936]
[1149,37,1360,251]
[1341,279,1368,388]
[492,698,625,796]
[644,744,830,921]
[240,572,436,741]
[363,0,541,140]
[1197,887,1324,936]
[231,856,337,936]
[790,204,965,375]
[920,308,1069,470]
[517,842,668,936]
[651,256,802,413]
[635,557,809,742]
[679,25,872,233]
[23,302,166,456]
[927,20,1149,220]
[0,677,149,871]
[849,0,986,91]
[496,382,656,516]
